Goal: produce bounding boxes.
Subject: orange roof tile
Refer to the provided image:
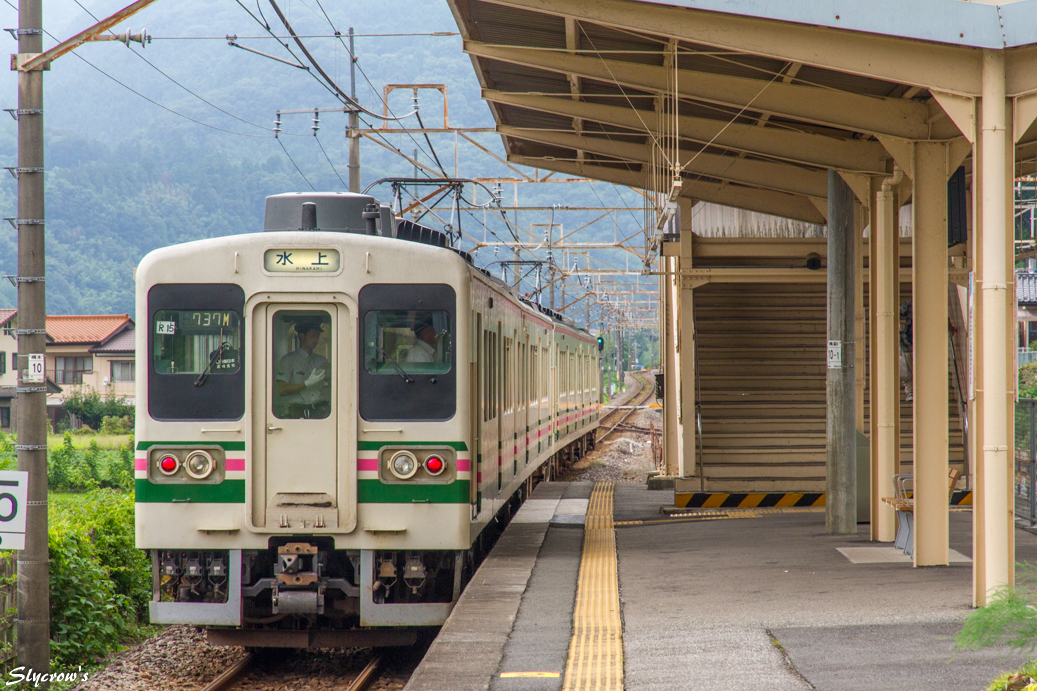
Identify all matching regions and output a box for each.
[46,314,132,345]
[0,309,16,328]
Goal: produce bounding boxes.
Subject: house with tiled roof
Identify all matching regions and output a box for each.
[45,314,135,405]
[0,311,135,431]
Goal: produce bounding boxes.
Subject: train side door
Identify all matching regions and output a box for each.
[254,302,351,532]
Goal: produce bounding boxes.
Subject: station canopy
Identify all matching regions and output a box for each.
[446,0,1037,225]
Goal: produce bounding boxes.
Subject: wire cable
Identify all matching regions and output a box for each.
[277,137,316,190]
[314,135,347,188]
[0,0,275,139]
[70,0,294,135]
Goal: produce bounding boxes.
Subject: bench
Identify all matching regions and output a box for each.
[881,468,961,557]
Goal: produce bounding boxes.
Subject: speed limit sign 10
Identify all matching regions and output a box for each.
[0,471,28,550]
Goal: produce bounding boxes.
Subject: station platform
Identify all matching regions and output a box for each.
[404,482,1037,691]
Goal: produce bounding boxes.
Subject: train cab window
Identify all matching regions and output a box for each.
[153,311,240,375]
[272,310,332,420]
[363,310,451,375]
[359,284,456,421]
[148,284,245,421]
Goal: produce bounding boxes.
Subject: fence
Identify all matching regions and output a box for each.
[1017,399,1037,526]
[1020,349,1037,367]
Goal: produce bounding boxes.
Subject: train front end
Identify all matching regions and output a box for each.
[134,193,474,644]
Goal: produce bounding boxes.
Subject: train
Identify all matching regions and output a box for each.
[134,191,602,647]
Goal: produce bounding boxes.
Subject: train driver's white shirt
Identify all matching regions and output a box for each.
[276,348,330,405]
[406,339,436,363]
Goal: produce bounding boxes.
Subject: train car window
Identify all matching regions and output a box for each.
[504,337,512,413]
[272,310,332,420]
[148,283,245,421]
[358,284,456,421]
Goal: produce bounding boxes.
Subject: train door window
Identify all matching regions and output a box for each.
[148,284,245,421]
[483,330,490,422]
[358,284,456,421]
[272,310,332,420]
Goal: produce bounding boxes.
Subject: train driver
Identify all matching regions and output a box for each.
[406,319,441,363]
[276,319,331,418]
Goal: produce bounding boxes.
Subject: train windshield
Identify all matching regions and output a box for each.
[363,310,451,376]
[152,310,241,375]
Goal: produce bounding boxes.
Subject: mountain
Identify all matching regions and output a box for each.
[0,0,638,315]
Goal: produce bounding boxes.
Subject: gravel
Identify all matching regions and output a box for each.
[72,625,420,690]
[71,625,247,691]
[557,375,662,484]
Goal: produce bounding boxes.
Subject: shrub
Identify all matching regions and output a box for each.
[99,415,132,435]
[46,432,133,491]
[49,490,150,666]
[61,387,133,431]
[1021,363,1037,399]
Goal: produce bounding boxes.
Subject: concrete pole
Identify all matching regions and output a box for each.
[347,28,360,193]
[827,170,857,534]
[975,49,1012,603]
[663,254,681,475]
[912,141,950,566]
[872,173,900,542]
[679,198,697,478]
[16,0,50,674]
[855,200,866,434]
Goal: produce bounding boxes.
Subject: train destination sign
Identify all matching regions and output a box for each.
[264,248,341,273]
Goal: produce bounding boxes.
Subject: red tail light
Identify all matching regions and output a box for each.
[424,455,445,476]
[159,455,179,475]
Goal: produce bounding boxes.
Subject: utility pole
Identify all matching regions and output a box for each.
[9,1,160,674]
[16,0,48,676]
[546,212,555,311]
[347,27,360,193]
[826,170,857,534]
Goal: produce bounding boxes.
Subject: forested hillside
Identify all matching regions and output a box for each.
[0,0,619,313]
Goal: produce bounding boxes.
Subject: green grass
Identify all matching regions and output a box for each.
[46,433,130,450]
[983,661,1037,690]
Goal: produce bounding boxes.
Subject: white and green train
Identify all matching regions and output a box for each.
[134,192,601,647]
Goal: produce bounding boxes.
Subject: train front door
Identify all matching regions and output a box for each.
[251,302,355,532]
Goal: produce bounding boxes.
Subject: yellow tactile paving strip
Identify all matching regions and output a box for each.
[562,482,623,691]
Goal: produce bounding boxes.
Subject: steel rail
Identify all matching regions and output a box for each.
[597,371,656,442]
[200,653,254,691]
[346,656,383,691]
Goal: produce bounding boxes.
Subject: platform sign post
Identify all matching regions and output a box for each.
[0,471,28,550]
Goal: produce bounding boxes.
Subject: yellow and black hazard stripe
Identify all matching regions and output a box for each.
[675,492,825,509]
[676,490,974,509]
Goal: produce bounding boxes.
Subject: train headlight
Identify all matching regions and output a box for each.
[424,454,446,476]
[185,450,215,480]
[158,454,180,476]
[389,450,419,480]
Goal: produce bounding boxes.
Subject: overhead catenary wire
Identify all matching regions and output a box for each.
[0,0,274,139]
[69,0,302,135]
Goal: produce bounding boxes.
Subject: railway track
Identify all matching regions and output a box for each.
[201,652,385,691]
[598,371,657,442]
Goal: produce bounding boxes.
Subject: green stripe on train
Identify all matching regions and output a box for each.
[137,441,246,451]
[135,479,246,503]
[358,479,470,503]
[357,441,468,451]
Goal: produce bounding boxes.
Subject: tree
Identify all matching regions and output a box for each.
[61,387,133,430]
